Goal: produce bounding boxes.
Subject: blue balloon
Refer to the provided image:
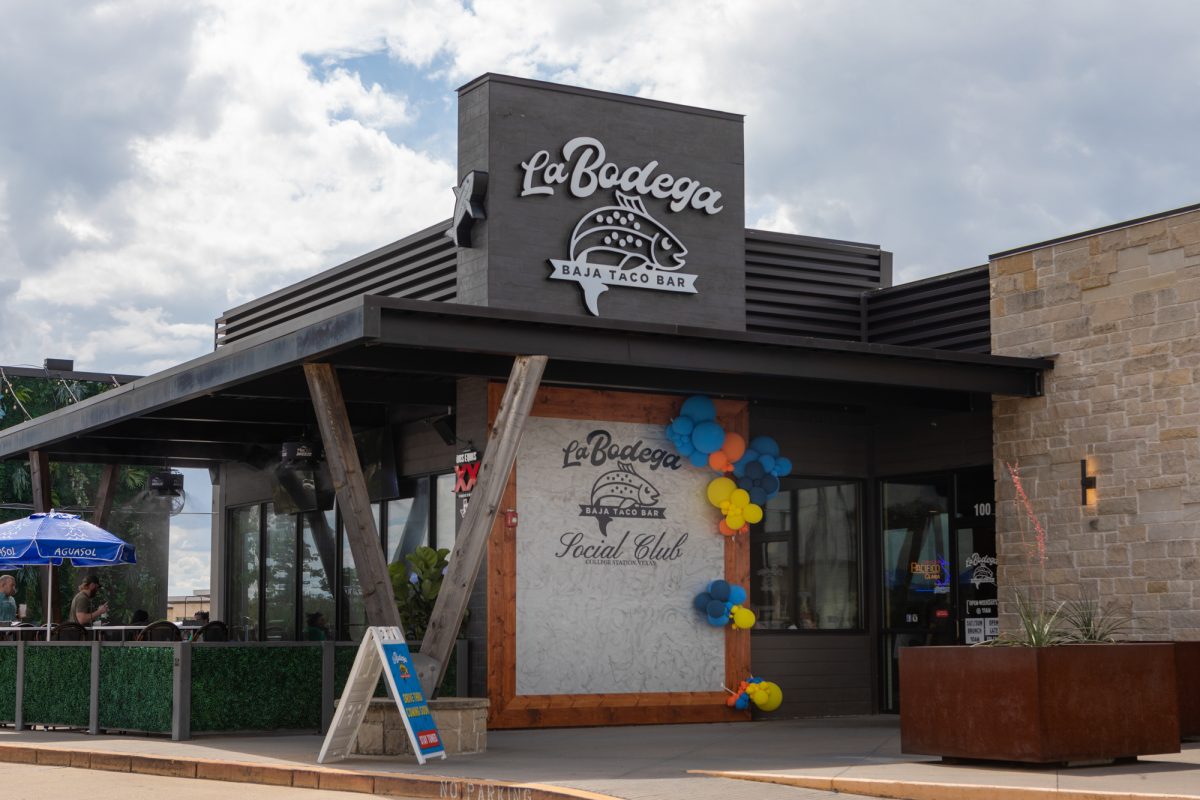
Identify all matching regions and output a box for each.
[708,580,731,602]
[749,486,767,506]
[762,475,780,496]
[692,421,726,454]
[736,476,754,492]
[745,460,765,480]
[694,592,713,613]
[688,449,709,468]
[671,416,695,435]
[773,457,792,477]
[678,440,695,457]
[728,585,747,605]
[759,454,776,473]
[734,693,750,710]
[707,614,729,627]
[680,395,717,423]
[732,463,746,478]
[749,436,780,457]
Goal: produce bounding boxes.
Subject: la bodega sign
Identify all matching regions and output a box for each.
[520,136,725,316]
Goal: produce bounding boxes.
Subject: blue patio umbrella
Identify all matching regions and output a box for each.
[0,511,137,640]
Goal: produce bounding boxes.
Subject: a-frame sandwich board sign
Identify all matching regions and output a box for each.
[318,625,447,764]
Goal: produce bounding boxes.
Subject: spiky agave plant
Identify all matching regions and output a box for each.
[990,590,1067,647]
[1058,596,1134,643]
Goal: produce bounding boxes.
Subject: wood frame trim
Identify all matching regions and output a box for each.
[486,386,751,728]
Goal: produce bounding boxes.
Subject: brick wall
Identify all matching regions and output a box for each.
[991,209,1200,640]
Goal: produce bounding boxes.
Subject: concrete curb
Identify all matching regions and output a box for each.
[0,743,619,800]
[690,769,1200,800]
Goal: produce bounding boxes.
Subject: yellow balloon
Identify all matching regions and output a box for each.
[743,503,764,524]
[707,477,736,507]
[757,681,783,712]
[731,606,756,629]
[730,489,750,509]
[726,514,745,530]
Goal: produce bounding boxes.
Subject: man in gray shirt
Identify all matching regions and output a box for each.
[69,574,108,625]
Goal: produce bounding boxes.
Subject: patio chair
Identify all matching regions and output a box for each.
[192,620,228,642]
[135,620,182,642]
[52,622,88,641]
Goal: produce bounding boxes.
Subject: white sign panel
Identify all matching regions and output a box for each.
[514,417,725,695]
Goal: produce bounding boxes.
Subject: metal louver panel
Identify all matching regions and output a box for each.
[865,265,991,353]
[215,220,455,347]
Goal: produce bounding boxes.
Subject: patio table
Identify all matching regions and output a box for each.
[90,624,147,641]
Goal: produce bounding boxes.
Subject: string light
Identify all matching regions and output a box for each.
[0,368,33,421]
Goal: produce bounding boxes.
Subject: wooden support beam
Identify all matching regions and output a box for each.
[29,451,57,626]
[29,451,51,512]
[91,464,120,530]
[419,355,547,696]
[303,363,401,629]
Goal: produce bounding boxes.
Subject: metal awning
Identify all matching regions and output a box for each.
[0,295,1051,467]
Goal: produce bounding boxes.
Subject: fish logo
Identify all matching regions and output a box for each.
[580,462,664,536]
[569,193,688,272]
[549,192,699,315]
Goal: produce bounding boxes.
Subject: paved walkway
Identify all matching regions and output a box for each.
[1,717,1198,800]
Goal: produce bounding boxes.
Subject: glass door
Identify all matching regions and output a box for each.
[880,478,954,712]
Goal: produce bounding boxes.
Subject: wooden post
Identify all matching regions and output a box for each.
[29,451,50,512]
[91,464,120,530]
[304,363,401,629]
[29,451,58,625]
[419,355,547,696]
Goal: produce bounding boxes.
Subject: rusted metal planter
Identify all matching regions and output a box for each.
[1178,642,1200,740]
[900,644,1180,763]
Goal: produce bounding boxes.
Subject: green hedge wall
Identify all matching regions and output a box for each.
[0,646,16,722]
[24,645,90,727]
[190,645,322,732]
[98,647,172,732]
[333,642,458,698]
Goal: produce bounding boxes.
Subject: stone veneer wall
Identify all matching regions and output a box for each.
[990,208,1200,640]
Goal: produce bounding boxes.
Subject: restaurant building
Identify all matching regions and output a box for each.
[2,73,1141,726]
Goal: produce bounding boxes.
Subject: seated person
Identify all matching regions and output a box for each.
[305,611,330,641]
[194,610,210,625]
[0,574,17,622]
[130,609,150,625]
[70,574,109,625]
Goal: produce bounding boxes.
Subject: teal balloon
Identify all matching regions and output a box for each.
[749,436,780,457]
[708,580,731,602]
[692,421,726,454]
[680,395,717,422]
[728,585,747,605]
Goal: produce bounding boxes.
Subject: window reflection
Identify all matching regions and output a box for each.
[751,479,862,630]
[227,505,260,642]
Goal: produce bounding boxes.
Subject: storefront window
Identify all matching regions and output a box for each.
[263,505,297,640]
[387,484,429,567]
[300,510,336,641]
[751,479,862,630]
[227,505,260,642]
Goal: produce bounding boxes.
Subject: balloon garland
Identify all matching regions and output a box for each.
[726,677,784,712]
[666,395,793,537]
[693,579,756,629]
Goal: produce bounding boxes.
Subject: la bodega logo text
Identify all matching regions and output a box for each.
[520,136,723,316]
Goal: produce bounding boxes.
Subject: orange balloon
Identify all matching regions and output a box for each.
[708,451,730,472]
[718,520,737,536]
[721,432,747,462]
[739,524,750,535]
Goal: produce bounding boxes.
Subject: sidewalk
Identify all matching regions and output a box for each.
[1,717,1197,800]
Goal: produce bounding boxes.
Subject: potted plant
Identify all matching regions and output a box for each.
[388,546,468,696]
[899,464,1181,764]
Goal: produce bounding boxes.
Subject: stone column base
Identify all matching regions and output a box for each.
[351,697,488,756]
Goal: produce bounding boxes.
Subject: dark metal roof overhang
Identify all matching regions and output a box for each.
[0,295,1051,468]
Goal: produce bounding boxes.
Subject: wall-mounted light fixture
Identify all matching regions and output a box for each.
[1080,459,1097,506]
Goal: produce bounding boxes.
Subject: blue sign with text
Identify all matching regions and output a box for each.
[379,641,445,760]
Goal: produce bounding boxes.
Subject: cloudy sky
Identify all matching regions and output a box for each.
[2,0,1198,593]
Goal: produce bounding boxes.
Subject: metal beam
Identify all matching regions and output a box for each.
[304,363,401,629]
[90,418,311,445]
[144,396,388,427]
[29,439,258,466]
[419,354,547,696]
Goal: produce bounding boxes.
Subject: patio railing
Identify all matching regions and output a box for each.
[0,639,467,740]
